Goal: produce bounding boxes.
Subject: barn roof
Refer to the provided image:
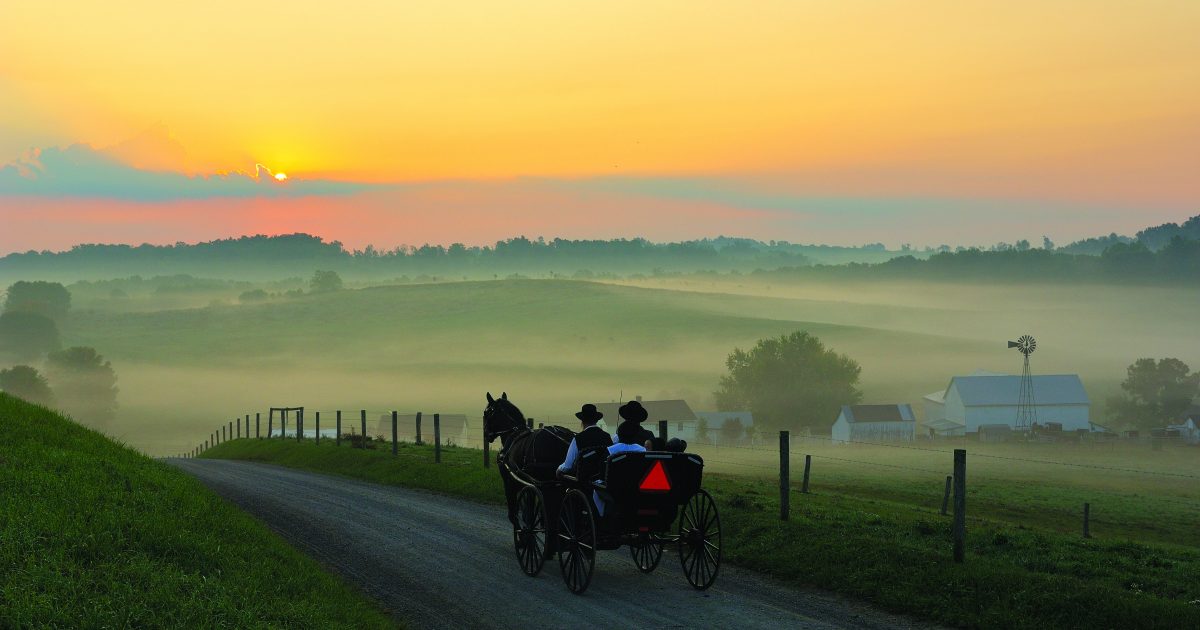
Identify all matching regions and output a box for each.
[592,399,697,423]
[839,404,915,423]
[948,374,1089,406]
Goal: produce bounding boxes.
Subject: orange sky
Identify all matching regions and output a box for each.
[1,1,1198,250]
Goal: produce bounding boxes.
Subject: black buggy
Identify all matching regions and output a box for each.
[505,447,721,594]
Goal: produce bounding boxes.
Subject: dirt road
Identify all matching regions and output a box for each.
[170,459,936,629]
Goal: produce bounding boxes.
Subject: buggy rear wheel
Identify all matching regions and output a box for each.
[630,534,664,573]
[678,489,721,590]
[557,489,596,594]
[513,485,547,577]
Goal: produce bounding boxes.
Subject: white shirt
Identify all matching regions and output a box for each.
[557,425,609,473]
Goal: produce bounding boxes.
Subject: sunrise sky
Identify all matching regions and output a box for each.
[2,1,1197,252]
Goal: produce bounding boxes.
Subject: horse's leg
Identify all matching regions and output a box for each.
[499,464,519,526]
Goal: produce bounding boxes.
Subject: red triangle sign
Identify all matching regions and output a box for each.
[639,461,671,493]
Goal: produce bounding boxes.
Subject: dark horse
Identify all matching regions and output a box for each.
[483,392,574,526]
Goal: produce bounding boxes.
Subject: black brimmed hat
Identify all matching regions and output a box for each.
[618,400,648,423]
[575,403,603,424]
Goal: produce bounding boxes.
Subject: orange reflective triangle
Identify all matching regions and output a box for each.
[639,461,671,492]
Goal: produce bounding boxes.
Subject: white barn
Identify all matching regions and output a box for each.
[924,372,1093,436]
[831,404,916,444]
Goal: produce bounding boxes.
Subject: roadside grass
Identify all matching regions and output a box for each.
[205,438,1200,630]
[0,394,394,629]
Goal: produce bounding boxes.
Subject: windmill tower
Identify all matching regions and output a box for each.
[1007,335,1037,431]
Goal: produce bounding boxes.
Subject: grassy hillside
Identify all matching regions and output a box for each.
[203,438,1200,630]
[54,277,1200,455]
[0,394,393,628]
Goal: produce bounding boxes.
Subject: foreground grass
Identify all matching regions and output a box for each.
[206,438,1200,629]
[0,394,394,628]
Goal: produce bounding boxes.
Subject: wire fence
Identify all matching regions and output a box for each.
[177,409,1200,552]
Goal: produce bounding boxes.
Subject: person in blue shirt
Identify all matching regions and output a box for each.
[594,419,648,516]
[557,404,612,476]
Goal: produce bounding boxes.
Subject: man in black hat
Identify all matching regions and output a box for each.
[617,400,657,450]
[557,403,613,476]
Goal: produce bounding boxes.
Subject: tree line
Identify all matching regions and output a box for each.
[0,281,118,426]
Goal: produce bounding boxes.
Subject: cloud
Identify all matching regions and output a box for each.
[0,143,373,200]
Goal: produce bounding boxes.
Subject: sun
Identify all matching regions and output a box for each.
[274,172,288,181]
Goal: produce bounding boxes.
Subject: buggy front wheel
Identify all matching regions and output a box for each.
[513,485,548,577]
[678,489,721,590]
[557,489,597,594]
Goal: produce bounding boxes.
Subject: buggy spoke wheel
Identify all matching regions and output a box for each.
[678,489,721,590]
[513,486,547,577]
[557,489,596,594]
[630,534,664,573]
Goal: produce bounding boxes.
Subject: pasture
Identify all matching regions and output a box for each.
[202,437,1200,629]
[58,276,1200,457]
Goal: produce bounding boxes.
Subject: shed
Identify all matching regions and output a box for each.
[831,404,916,444]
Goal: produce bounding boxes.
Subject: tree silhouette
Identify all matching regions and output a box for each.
[309,270,343,293]
[45,346,119,426]
[715,331,862,432]
[0,365,55,406]
[1107,358,1199,430]
[4,281,71,321]
[0,311,62,361]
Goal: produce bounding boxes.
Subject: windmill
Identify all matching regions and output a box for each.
[1007,335,1037,431]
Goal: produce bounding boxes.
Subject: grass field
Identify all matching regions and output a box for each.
[202,437,1200,629]
[56,276,1200,456]
[0,393,394,628]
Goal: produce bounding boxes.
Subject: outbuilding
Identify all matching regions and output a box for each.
[831,404,916,444]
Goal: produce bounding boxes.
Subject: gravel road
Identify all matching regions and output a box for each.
[169,458,937,630]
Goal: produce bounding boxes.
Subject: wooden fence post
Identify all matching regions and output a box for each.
[222,425,226,443]
[415,412,423,445]
[1083,502,1091,538]
[280,412,286,440]
[779,431,790,521]
[360,410,367,448]
[237,417,241,439]
[802,454,812,494]
[268,411,274,439]
[315,411,321,445]
[392,411,398,455]
[297,409,304,442]
[336,410,342,446]
[941,475,952,516]
[953,449,966,563]
[434,413,441,463]
[256,413,260,439]
[245,415,250,439]
[658,420,668,445]
[527,418,534,430]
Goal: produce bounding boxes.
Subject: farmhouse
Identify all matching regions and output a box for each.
[922,370,1094,436]
[831,404,915,444]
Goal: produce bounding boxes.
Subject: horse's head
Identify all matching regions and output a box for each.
[483,391,527,444]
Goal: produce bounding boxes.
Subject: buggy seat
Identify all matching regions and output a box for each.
[592,452,704,532]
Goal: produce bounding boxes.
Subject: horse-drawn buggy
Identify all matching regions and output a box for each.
[484,393,721,595]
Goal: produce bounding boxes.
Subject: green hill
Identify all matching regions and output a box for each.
[0,393,392,628]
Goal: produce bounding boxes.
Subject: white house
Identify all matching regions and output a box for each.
[1165,418,1198,445]
[925,371,1093,436]
[831,404,916,444]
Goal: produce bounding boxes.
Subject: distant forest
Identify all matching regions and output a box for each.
[0,235,919,280]
[1,214,1196,283]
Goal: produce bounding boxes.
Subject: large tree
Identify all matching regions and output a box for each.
[1107,358,1199,430]
[45,346,119,426]
[714,331,862,432]
[0,311,62,361]
[0,365,55,406]
[4,281,71,321]
[309,270,343,293]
